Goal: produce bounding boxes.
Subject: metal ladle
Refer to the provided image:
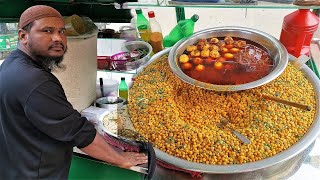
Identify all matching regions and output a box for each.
[216,117,251,144]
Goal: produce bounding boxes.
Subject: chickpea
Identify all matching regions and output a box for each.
[193,57,203,65]
[214,61,223,70]
[221,47,229,53]
[209,37,219,44]
[224,36,234,45]
[209,50,221,58]
[187,45,197,52]
[230,48,240,54]
[181,62,193,70]
[209,45,219,51]
[197,44,204,51]
[179,54,189,63]
[224,53,234,59]
[197,39,207,46]
[201,49,210,58]
[234,40,247,48]
[195,64,205,71]
[191,50,201,57]
[217,41,226,47]
[202,43,210,50]
[225,44,234,49]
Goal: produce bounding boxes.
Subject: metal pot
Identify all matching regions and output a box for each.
[95,96,126,110]
[149,48,320,176]
[168,26,289,91]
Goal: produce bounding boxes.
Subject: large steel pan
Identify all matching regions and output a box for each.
[148,48,320,175]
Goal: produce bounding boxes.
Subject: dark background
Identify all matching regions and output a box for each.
[0,0,136,23]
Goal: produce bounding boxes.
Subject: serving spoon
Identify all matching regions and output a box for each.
[259,94,311,111]
[216,117,251,144]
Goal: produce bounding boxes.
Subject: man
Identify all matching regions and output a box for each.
[0,5,147,179]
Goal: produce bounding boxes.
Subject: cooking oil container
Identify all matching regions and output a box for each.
[53,18,98,112]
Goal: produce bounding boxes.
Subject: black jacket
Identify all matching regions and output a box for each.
[0,49,96,179]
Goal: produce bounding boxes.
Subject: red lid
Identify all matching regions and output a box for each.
[284,9,319,30]
[148,11,155,18]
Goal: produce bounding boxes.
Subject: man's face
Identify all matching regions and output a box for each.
[19,17,67,69]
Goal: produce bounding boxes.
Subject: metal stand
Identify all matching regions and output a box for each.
[175,7,185,22]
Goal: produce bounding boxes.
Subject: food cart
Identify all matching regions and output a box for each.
[1,1,320,179]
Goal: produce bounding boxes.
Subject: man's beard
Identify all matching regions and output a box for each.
[30,46,68,71]
[35,54,66,71]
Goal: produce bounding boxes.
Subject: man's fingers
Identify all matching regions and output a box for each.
[125,152,147,158]
[132,155,147,164]
[135,158,148,164]
[120,152,148,166]
[129,153,148,164]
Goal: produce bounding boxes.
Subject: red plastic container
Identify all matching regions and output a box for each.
[97,56,111,70]
[280,9,319,58]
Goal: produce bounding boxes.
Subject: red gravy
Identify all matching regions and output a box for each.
[179,37,273,85]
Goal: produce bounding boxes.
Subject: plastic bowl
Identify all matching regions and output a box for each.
[109,41,152,71]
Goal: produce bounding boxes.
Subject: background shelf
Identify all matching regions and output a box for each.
[127,0,320,9]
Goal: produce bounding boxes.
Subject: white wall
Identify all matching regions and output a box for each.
[131,7,295,39]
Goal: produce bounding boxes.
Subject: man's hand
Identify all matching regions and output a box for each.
[118,152,148,169]
[80,133,148,169]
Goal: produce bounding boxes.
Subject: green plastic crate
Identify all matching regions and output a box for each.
[306,59,320,79]
[0,33,18,51]
[69,153,143,180]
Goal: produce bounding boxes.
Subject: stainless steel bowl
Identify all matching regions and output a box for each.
[168,26,289,91]
[95,96,126,109]
[119,40,153,71]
